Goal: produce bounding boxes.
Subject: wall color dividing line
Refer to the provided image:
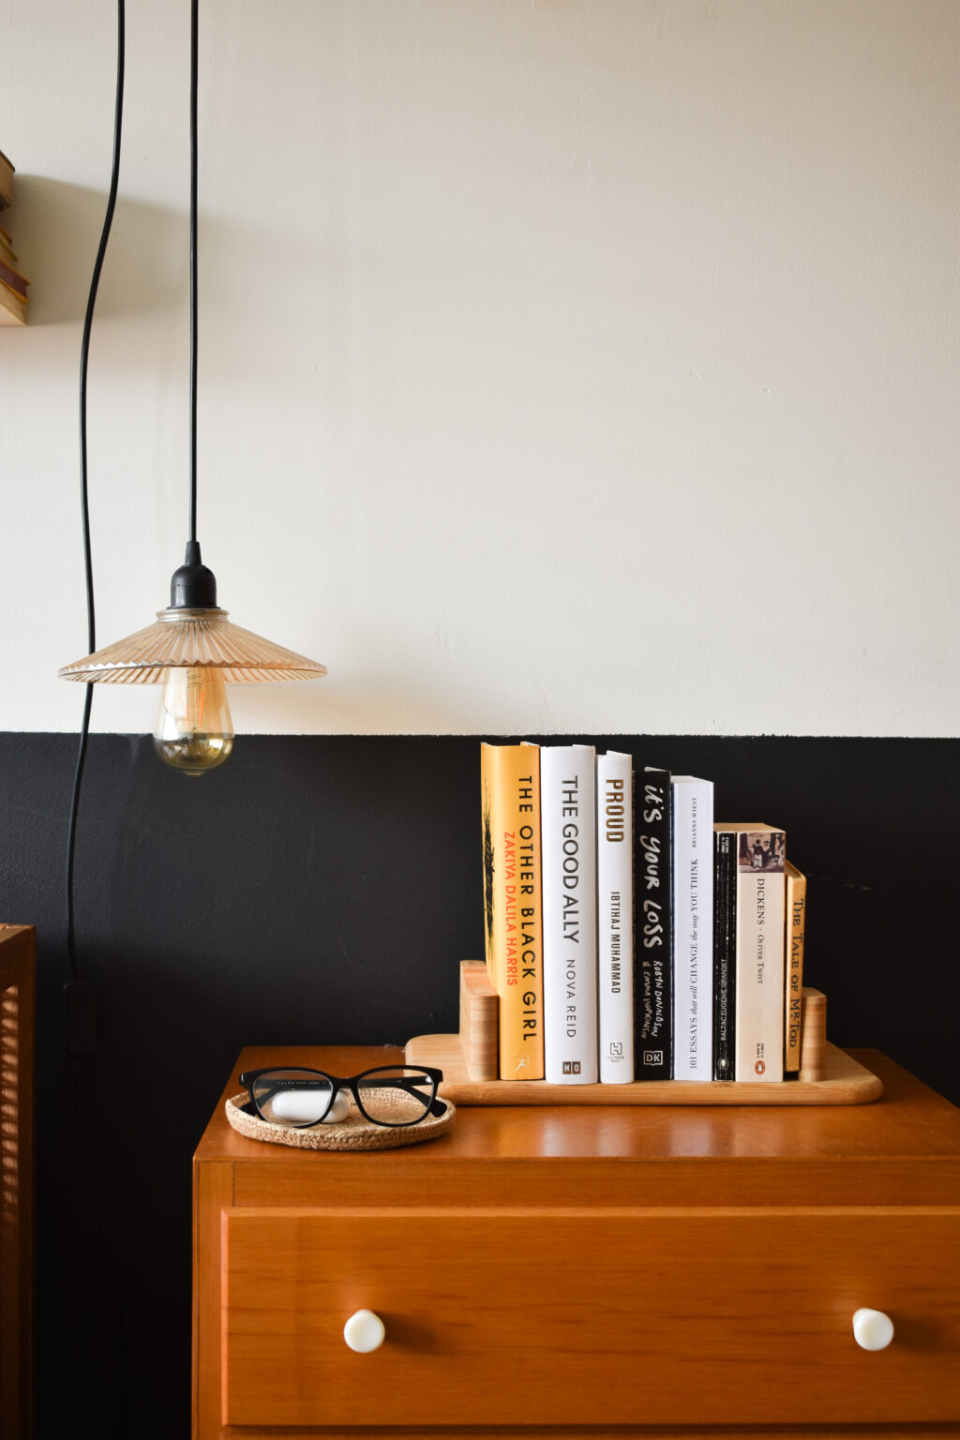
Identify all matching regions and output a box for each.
[0,730,956,1439]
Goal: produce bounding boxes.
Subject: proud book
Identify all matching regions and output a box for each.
[481,742,545,1079]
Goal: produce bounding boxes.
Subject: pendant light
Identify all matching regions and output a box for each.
[59,0,326,776]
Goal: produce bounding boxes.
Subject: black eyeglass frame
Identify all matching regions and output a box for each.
[238,1064,447,1129]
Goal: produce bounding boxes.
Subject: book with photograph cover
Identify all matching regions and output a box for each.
[637,766,672,1079]
[717,823,787,1082]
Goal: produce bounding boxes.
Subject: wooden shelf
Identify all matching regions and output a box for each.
[404,962,882,1106]
[405,1034,882,1105]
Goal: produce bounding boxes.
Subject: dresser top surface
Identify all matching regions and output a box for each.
[195,1046,960,1168]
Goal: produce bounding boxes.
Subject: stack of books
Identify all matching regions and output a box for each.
[0,149,29,326]
[481,742,807,1084]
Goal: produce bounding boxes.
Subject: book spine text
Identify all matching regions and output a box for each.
[734,833,786,1082]
[480,743,545,1079]
[672,778,714,1080]
[597,752,634,1082]
[541,745,598,1084]
[784,863,807,1073]
[713,829,736,1080]
[637,767,673,1079]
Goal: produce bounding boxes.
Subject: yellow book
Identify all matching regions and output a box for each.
[784,861,807,1072]
[481,742,544,1079]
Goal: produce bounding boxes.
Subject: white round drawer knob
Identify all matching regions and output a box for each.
[343,1309,386,1353]
[853,1308,894,1351]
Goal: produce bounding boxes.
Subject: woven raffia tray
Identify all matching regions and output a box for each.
[225,1092,456,1152]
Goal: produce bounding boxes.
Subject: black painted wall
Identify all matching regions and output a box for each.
[1,731,956,1438]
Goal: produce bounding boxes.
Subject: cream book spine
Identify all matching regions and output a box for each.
[733,826,786,1082]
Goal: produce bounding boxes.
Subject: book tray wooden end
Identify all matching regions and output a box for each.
[404,962,883,1106]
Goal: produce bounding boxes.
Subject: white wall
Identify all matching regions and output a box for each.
[2,0,957,737]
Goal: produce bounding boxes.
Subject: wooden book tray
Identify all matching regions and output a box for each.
[405,962,882,1106]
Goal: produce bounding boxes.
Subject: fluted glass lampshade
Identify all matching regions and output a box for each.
[58,608,327,684]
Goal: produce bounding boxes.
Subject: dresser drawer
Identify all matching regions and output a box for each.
[221,1206,960,1430]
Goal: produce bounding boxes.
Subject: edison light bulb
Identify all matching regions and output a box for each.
[153,668,234,776]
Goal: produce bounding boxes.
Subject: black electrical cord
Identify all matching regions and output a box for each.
[65,3,128,1434]
[66,0,126,981]
[189,0,199,545]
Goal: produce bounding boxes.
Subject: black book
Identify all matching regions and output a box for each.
[636,767,673,1079]
[713,829,737,1079]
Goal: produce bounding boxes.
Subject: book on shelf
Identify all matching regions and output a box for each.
[541,743,598,1084]
[0,148,13,209]
[637,766,673,1079]
[480,742,544,1080]
[784,860,807,1073]
[672,776,714,1080]
[0,224,18,265]
[713,827,736,1080]
[715,823,786,1082]
[0,278,26,326]
[0,161,30,327]
[597,750,633,1082]
[0,253,28,300]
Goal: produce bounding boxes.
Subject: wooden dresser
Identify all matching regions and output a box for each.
[194,1045,960,1439]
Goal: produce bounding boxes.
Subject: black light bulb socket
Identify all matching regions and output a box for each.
[170,540,218,609]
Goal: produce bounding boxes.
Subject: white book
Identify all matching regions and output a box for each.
[540,744,598,1084]
[597,751,634,1082]
[671,776,714,1081]
[730,825,786,1082]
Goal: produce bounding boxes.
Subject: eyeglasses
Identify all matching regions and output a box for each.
[238,1065,447,1129]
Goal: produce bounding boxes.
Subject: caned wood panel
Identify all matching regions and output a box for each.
[221,1206,960,1431]
[0,925,35,1440]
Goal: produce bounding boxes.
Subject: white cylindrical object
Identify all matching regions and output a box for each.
[852,1307,894,1351]
[270,1088,350,1124]
[323,1091,351,1123]
[343,1309,386,1354]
